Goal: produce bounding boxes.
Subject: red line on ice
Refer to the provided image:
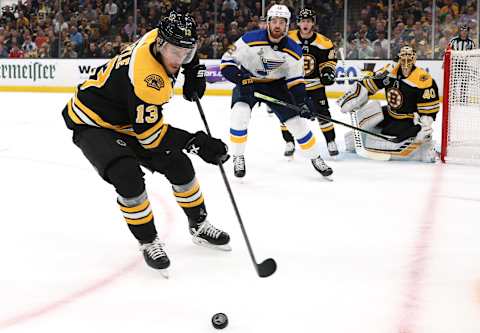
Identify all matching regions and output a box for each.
[0,190,176,329]
[397,164,443,333]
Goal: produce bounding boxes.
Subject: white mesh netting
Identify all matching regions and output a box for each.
[443,49,480,164]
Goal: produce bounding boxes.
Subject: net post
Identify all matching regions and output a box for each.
[441,49,451,163]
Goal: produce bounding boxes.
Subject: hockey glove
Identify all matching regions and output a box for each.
[298,103,314,120]
[239,72,254,98]
[182,64,207,101]
[185,131,230,165]
[320,67,335,86]
[413,113,434,142]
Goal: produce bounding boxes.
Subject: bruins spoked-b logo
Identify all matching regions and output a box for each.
[303,54,316,76]
[386,88,404,109]
[144,74,164,91]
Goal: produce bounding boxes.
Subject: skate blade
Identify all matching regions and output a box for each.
[322,175,334,182]
[284,153,294,161]
[192,237,232,251]
[159,269,169,279]
[328,151,339,157]
[328,153,339,160]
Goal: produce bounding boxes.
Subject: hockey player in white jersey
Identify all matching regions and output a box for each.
[220,4,333,178]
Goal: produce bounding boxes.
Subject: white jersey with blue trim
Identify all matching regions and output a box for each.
[221,29,305,89]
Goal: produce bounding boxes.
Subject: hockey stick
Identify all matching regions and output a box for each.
[254,92,404,143]
[305,77,364,83]
[305,70,389,84]
[192,94,277,278]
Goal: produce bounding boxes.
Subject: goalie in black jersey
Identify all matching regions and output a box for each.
[62,11,231,277]
[281,8,339,157]
[337,46,440,162]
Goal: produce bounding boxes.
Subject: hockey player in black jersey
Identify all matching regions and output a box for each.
[62,11,231,277]
[338,46,440,162]
[281,8,339,157]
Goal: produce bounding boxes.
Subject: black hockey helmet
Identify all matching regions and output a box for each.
[459,23,470,32]
[157,11,197,49]
[297,8,316,24]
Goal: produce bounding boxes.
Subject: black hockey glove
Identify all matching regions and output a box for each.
[298,103,314,120]
[320,67,335,86]
[185,131,230,165]
[182,64,207,101]
[239,72,254,98]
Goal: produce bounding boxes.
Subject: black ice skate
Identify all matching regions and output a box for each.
[327,141,339,156]
[284,142,295,157]
[233,155,246,178]
[311,155,333,177]
[139,236,170,278]
[190,220,231,251]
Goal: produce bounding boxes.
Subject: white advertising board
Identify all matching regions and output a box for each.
[0,58,444,97]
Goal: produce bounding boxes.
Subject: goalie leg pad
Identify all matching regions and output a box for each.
[364,134,410,152]
[337,82,369,113]
[344,130,355,152]
[389,140,436,163]
[284,116,322,159]
[230,101,252,156]
[355,101,384,130]
[350,107,391,161]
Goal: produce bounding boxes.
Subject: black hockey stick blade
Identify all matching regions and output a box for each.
[257,258,277,278]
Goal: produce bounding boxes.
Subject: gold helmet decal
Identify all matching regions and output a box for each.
[398,46,416,77]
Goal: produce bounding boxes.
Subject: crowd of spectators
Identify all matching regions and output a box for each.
[0,0,477,60]
[344,0,478,59]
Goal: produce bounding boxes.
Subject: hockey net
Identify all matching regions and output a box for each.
[441,49,480,165]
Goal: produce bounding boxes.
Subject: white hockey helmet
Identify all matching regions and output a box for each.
[267,4,291,33]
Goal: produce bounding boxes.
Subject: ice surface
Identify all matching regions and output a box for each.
[1,93,479,333]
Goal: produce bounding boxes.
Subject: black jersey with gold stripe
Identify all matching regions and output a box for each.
[361,64,440,120]
[288,30,337,91]
[62,29,185,150]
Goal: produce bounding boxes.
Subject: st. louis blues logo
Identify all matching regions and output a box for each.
[256,56,284,76]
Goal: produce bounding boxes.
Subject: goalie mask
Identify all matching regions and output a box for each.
[398,46,416,77]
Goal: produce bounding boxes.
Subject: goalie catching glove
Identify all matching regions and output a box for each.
[413,113,433,142]
[185,131,230,165]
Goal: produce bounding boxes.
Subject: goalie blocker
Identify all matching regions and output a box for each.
[337,46,440,162]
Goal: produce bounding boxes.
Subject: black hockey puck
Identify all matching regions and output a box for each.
[211,313,228,329]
